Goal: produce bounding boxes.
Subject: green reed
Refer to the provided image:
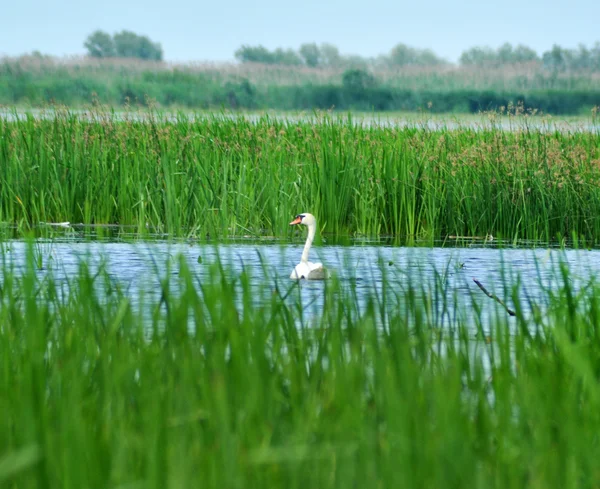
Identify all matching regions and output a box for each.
[1,109,600,243]
[1,243,600,488]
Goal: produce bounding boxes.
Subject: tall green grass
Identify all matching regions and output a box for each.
[1,244,600,488]
[1,109,600,243]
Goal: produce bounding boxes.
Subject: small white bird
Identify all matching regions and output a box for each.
[289,213,330,280]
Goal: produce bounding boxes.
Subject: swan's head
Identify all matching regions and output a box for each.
[289,213,316,227]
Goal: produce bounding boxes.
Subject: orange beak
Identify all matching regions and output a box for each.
[289,216,302,226]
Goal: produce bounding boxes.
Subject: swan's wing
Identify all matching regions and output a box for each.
[291,262,330,280]
[306,264,330,280]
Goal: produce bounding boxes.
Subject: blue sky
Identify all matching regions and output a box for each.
[2,0,598,63]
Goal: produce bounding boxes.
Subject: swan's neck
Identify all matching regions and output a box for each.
[301,222,316,263]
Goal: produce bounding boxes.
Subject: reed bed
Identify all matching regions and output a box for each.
[3,59,600,113]
[1,109,600,243]
[5,56,600,91]
[1,244,600,488]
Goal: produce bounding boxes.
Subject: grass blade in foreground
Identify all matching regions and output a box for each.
[0,245,600,487]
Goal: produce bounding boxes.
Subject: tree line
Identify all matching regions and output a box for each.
[235,42,600,72]
[80,30,600,74]
[233,43,447,68]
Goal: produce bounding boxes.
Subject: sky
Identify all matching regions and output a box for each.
[2,0,599,63]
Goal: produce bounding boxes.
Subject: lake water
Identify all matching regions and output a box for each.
[2,108,599,133]
[2,238,599,331]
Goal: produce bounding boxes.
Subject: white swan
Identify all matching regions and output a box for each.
[289,213,329,280]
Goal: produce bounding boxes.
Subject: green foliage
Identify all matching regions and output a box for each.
[341,69,377,90]
[319,43,342,67]
[233,41,600,73]
[1,111,600,243]
[2,59,599,114]
[460,42,600,71]
[235,42,449,69]
[234,45,303,65]
[83,30,116,58]
[299,43,321,67]
[2,245,600,487]
[272,48,303,66]
[83,30,163,61]
[113,30,163,61]
[234,45,273,63]
[236,43,344,68]
[460,43,540,67]
[543,43,600,71]
[499,43,539,63]
[388,43,447,66]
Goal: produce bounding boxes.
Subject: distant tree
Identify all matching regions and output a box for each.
[235,45,275,64]
[234,45,302,65]
[496,43,514,64]
[418,48,446,66]
[542,44,567,71]
[591,42,600,71]
[574,44,592,70]
[342,55,370,70]
[137,36,163,61]
[389,43,415,66]
[299,43,321,67]
[84,30,116,58]
[460,43,538,67]
[539,42,600,72]
[496,43,539,64]
[389,43,446,66]
[272,48,303,65]
[113,31,142,58]
[84,30,162,60]
[512,44,539,63]
[459,46,497,66]
[113,30,163,60]
[234,43,373,69]
[320,43,341,67]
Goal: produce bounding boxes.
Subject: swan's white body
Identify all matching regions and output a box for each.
[289,213,330,280]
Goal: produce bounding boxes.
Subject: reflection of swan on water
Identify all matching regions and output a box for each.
[289,213,330,280]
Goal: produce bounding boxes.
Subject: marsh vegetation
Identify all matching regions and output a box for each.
[2,108,600,488]
[1,109,600,243]
[1,242,600,488]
